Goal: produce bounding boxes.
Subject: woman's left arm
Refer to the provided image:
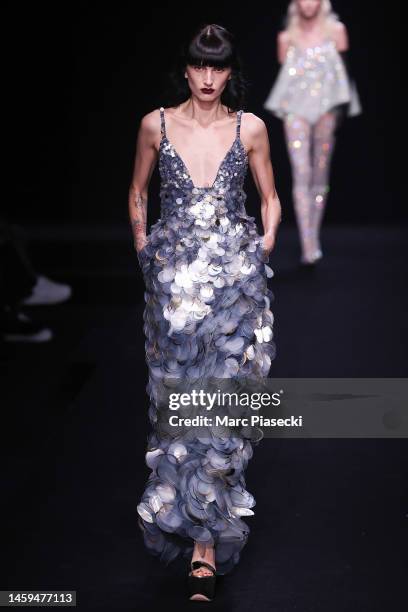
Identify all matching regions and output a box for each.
[246,114,282,254]
[333,21,349,52]
[335,22,354,82]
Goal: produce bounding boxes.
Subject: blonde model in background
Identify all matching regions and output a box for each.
[264,0,361,264]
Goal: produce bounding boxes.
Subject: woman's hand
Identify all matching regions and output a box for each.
[260,233,276,257]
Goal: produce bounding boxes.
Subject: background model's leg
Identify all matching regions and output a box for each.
[283,114,314,262]
[309,111,338,261]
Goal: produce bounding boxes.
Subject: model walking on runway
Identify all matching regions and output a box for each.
[264,0,361,264]
[129,23,281,601]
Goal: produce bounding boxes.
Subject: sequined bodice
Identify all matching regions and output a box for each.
[157,107,249,219]
[286,38,340,83]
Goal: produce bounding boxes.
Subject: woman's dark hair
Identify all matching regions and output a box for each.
[161,23,249,112]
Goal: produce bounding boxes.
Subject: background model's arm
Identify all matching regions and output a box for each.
[333,21,349,53]
[128,112,158,252]
[336,23,354,83]
[332,21,355,127]
[246,114,281,254]
[277,30,290,65]
[332,21,353,76]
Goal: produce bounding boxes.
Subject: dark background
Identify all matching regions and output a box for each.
[5,0,403,228]
[2,3,407,611]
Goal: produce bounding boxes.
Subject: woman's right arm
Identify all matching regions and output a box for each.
[277,30,290,65]
[128,111,159,252]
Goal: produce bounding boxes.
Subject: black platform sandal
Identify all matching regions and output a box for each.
[188,560,217,602]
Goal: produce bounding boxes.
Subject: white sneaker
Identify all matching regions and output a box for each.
[22,275,72,306]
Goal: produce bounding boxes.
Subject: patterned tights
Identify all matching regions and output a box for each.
[283,111,337,262]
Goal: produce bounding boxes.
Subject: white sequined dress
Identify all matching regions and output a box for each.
[264,38,362,124]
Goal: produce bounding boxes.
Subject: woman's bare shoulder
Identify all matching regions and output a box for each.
[277,29,291,45]
[241,112,268,136]
[329,20,347,39]
[139,108,161,134]
[329,20,348,49]
[240,113,269,152]
[331,20,347,35]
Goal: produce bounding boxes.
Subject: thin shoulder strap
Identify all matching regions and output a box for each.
[159,106,166,137]
[236,110,243,138]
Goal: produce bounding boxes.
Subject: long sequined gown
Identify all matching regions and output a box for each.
[264,38,361,124]
[136,107,276,576]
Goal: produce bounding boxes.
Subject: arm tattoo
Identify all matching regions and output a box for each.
[129,190,148,250]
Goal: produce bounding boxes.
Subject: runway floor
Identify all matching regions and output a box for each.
[1,225,407,611]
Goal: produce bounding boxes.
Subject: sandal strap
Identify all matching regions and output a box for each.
[191,560,216,575]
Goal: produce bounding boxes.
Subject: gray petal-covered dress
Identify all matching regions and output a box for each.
[136,107,276,575]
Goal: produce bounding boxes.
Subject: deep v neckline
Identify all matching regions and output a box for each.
[159,108,247,190]
[161,135,247,190]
